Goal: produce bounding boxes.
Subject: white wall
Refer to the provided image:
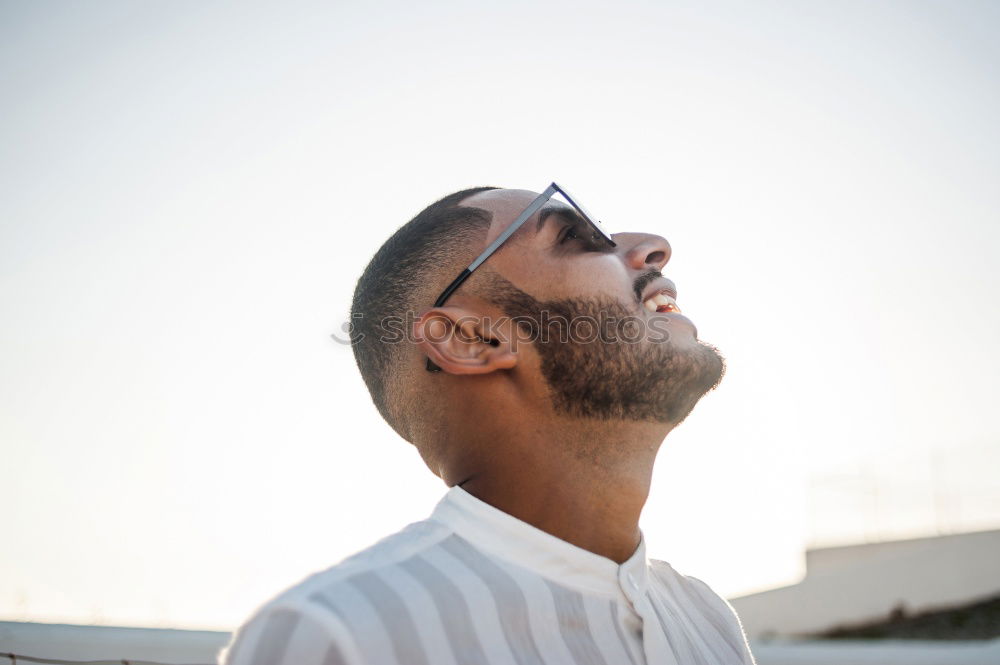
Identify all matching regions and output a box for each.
[752,639,1000,665]
[731,530,1000,638]
[0,621,228,664]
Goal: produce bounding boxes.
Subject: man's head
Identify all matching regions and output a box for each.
[350,186,724,478]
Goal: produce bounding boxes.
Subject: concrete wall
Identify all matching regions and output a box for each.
[751,638,1000,665]
[729,529,1000,638]
[0,621,230,664]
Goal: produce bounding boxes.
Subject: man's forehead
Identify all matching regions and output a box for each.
[462,188,536,213]
[462,188,573,231]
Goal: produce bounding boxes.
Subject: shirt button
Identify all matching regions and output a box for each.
[626,571,638,590]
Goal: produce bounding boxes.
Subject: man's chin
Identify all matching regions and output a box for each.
[657,340,726,425]
[625,332,724,424]
[696,340,727,392]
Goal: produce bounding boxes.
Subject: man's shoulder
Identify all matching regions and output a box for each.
[221,517,452,665]
[303,518,451,592]
[648,558,756,663]
[261,516,451,612]
[648,558,737,616]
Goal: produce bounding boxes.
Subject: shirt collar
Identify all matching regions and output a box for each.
[429,485,650,600]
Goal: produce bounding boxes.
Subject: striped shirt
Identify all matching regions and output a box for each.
[220,486,756,665]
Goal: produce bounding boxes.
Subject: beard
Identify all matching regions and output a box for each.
[485,276,726,425]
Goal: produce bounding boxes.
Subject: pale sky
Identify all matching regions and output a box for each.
[2,0,998,630]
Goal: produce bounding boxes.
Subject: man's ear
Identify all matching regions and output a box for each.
[413,306,517,375]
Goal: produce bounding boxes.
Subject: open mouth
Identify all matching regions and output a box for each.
[642,291,681,314]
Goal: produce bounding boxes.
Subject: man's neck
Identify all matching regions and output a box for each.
[453,421,668,564]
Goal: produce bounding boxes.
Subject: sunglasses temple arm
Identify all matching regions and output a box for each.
[433,269,472,308]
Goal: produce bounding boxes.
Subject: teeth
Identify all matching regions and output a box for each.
[643,292,681,313]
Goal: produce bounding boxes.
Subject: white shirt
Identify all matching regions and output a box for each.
[221,486,756,665]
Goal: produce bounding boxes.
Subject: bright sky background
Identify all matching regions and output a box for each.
[2,0,998,631]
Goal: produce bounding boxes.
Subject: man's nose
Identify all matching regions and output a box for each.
[614,232,672,272]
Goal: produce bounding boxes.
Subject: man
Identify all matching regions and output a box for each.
[221,185,756,664]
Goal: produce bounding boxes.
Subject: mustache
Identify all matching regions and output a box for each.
[632,269,663,302]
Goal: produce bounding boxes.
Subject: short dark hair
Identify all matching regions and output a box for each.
[350,187,498,428]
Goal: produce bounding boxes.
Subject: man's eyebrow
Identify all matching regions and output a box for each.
[535,205,586,233]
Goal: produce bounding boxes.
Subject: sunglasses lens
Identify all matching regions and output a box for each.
[553,183,615,245]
